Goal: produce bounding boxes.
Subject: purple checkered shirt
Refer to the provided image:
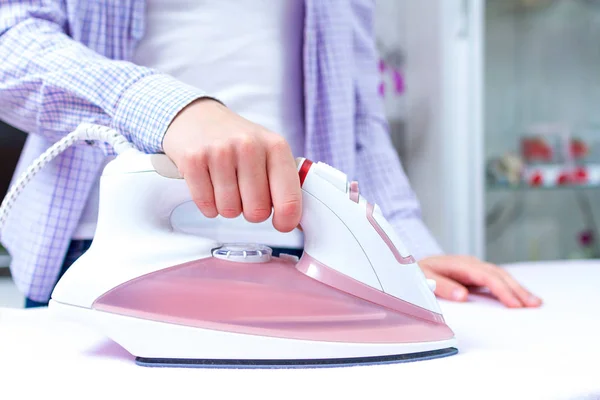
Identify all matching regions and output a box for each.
[0,0,443,302]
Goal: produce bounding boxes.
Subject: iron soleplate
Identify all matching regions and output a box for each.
[135,347,458,369]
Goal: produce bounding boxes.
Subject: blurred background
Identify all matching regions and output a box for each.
[377,0,600,265]
[2,0,600,307]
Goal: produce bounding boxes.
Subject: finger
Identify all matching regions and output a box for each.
[475,268,524,308]
[432,260,524,308]
[495,266,543,307]
[181,154,218,218]
[424,271,469,302]
[235,135,272,223]
[209,145,242,218]
[265,135,302,232]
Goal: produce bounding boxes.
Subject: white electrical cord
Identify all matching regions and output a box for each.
[0,123,135,235]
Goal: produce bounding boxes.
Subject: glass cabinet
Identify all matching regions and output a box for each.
[377,0,600,264]
[483,0,600,263]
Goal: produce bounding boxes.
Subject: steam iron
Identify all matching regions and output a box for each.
[0,124,457,368]
[44,148,457,368]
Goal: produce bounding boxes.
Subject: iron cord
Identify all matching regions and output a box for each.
[0,123,134,237]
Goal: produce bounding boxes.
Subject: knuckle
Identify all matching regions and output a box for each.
[487,276,505,289]
[268,136,291,154]
[180,149,208,171]
[495,266,509,275]
[195,199,216,210]
[219,207,242,218]
[180,149,198,169]
[246,207,272,222]
[236,134,260,158]
[210,143,234,162]
[277,196,302,218]
[462,255,479,264]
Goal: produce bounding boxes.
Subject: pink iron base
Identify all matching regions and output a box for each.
[93,254,455,345]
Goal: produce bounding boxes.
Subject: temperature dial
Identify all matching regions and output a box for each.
[212,243,272,263]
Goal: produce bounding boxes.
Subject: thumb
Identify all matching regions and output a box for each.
[427,271,469,302]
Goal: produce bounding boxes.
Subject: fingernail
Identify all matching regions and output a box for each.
[452,289,466,301]
[528,295,541,305]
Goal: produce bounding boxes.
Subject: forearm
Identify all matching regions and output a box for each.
[0,2,205,153]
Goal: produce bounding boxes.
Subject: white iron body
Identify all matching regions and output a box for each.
[49,150,457,363]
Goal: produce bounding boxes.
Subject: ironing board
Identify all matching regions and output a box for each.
[1,260,599,400]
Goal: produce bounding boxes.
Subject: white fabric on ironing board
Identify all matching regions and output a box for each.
[1,260,599,400]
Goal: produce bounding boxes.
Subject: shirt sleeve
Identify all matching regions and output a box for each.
[351,0,444,260]
[0,1,206,154]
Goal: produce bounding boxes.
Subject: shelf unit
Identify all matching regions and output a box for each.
[487,183,600,192]
[394,0,600,264]
[481,0,600,263]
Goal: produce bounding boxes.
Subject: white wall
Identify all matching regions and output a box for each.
[397,1,450,250]
[374,0,408,123]
[375,0,451,251]
[376,0,484,258]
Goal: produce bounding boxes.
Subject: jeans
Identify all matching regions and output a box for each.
[24,240,93,308]
[24,241,303,308]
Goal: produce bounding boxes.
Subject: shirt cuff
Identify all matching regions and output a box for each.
[112,73,208,154]
[389,216,445,261]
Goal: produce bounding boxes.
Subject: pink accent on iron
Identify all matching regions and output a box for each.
[296,254,445,325]
[366,203,416,265]
[349,181,359,203]
[93,256,453,343]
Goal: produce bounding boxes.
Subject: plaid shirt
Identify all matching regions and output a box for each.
[0,0,443,302]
